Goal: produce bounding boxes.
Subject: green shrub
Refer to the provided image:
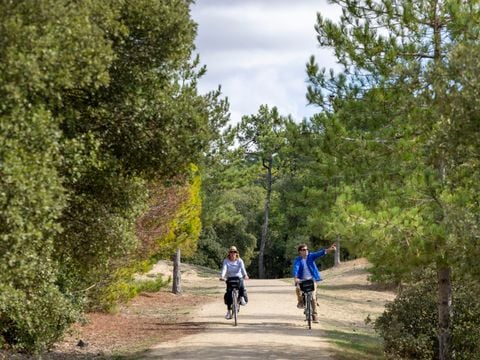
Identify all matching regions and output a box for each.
[0,285,78,353]
[134,274,170,293]
[95,269,170,312]
[374,276,437,359]
[451,282,480,360]
[375,274,480,360]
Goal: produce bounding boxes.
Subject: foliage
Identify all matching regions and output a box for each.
[0,0,111,350]
[375,275,438,360]
[136,179,189,258]
[133,274,170,294]
[152,165,203,259]
[268,120,349,277]
[56,165,148,308]
[0,106,77,351]
[229,105,294,277]
[94,165,203,307]
[375,272,480,360]
[97,268,170,312]
[0,0,227,352]
[192,185,264,270]
[54,0,227,302]
[191,226,228,270]
[0,284,78,353]
[198,108,343,277]
[307,0,480,277]
[306,2,480,357]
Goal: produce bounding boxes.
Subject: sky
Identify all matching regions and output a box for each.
[190,0,342,124]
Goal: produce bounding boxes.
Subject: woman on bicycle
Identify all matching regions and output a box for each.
[292,243,336,323]
[219,246,249,320]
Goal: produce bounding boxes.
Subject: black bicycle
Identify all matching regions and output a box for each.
[299,279,315,329]
[225,276,241,326]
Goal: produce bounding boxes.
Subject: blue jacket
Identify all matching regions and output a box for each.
[292,248,327,282]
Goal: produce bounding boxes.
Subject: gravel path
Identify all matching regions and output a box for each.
[140,278,333,360]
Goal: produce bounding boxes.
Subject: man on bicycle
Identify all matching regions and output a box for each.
[292,243,336,323]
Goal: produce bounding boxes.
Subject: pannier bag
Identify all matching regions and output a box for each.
[299,279,315,292]
[226,276,241,289]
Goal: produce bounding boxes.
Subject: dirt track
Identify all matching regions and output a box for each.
[141,278,334,360]
[129,258,396,360]
[0,259,394,359]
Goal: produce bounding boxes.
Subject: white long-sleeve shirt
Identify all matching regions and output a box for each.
[220,258,248,279]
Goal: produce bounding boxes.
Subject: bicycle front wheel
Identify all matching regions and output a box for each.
[305,292,312,329]
[232,289,239,326]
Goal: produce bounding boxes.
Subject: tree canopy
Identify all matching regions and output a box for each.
[306,1,480,358]
[0,0,228,352]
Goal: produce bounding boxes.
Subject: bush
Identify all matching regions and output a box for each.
[375,273,480,360]
[0,285,78,353]
[134,274,170,294]
[451,281,480,360]
[374,276,437,360]
[94,267,171,312]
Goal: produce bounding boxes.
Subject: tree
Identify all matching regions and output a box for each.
[307,1,480,358]
[232,105,292,278]
[0,0,228,350]
[271,119,344,271]
[194,185,264,268]
[53,0,228,303]
[0,0,116,351]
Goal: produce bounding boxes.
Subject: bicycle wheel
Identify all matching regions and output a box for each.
[232,289,238,326]
[305,292,312,329]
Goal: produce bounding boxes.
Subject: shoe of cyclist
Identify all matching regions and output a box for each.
[312,315,319,323]
[225,311,232,320]
[240,297,247,306]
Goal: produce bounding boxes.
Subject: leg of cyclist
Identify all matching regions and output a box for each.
[239,278,247,305]
[295,286,304,308]
[311,282,319,323]
[224,288,233,319]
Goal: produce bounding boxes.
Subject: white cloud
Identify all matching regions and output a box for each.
[191,0,342,123]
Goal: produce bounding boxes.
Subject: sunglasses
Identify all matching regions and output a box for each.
[229,251,237,253]
[300,248,308,251]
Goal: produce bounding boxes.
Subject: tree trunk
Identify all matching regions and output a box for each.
[172,248,181,294]
[437,266,452,360]
[258,156,273,279]
[334,238,341,266]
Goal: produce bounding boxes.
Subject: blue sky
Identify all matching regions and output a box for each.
[191,0,342,124]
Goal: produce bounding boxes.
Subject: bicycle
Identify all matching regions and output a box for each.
[299,279,315,329]
[225,276,241,326]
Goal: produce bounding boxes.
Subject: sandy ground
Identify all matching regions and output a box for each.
[140,278,332,360]
[131,259,395,360]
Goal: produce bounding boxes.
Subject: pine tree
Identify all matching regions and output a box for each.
[307,1,480,358]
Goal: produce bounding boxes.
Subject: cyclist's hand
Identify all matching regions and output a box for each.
[294,277,300,285]
[244,275,249,280]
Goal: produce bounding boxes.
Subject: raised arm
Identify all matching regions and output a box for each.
[326,244,336,253]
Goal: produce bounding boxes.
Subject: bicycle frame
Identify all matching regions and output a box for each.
[226,277,241,326]
[303,291,313,329]
[299,279,315,329]
[231,287,239,326]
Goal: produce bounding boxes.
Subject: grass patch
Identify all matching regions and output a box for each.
[133,274,170,293]
[183,285,221,296]
[324,329,385,360]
